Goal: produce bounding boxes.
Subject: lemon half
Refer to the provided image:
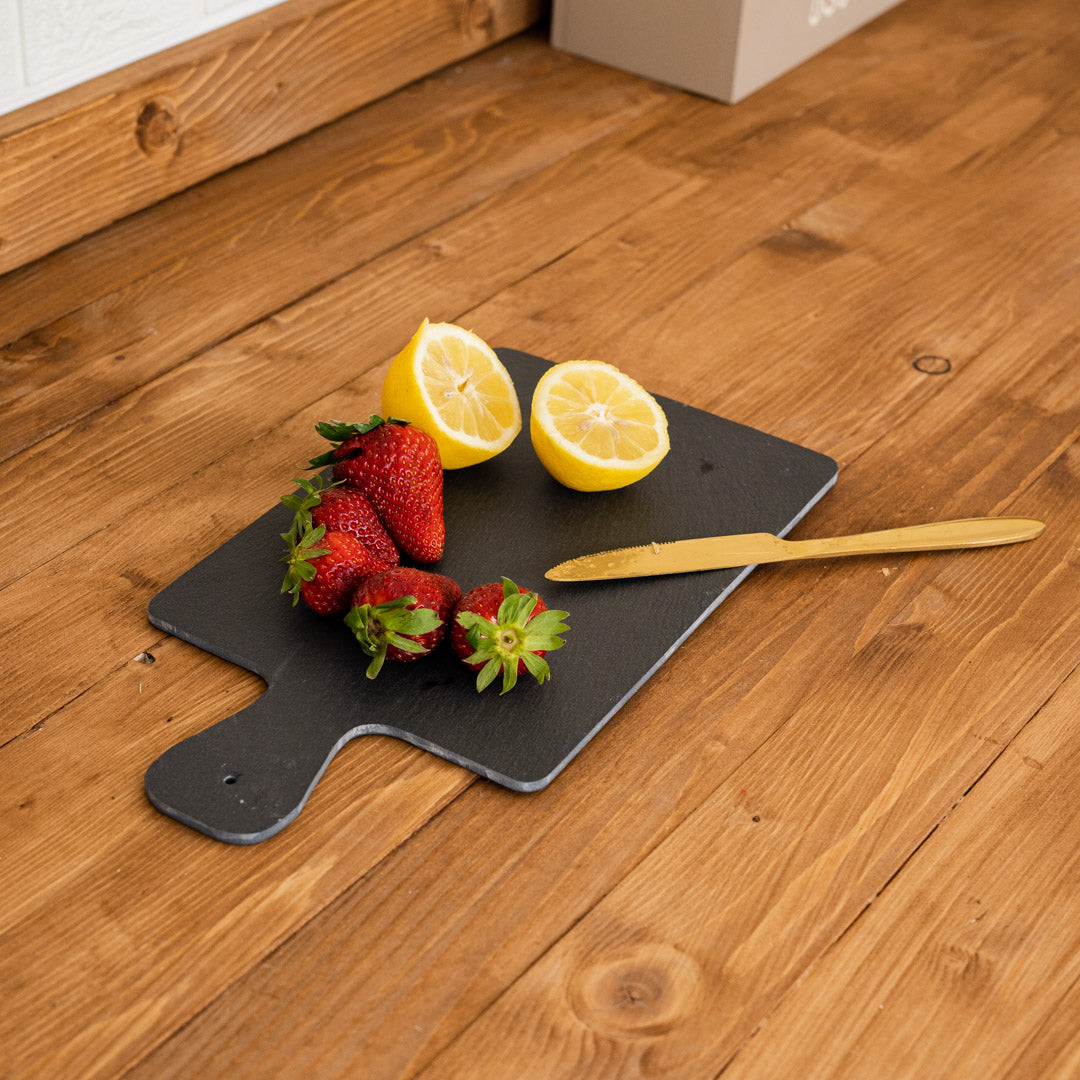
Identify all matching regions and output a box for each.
[381,319,521,469]
[530,360,669,491]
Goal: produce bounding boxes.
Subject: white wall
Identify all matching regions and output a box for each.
[0,0,286,118]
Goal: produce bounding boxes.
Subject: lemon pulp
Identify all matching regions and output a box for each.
[530,361,669,491]
[382,319,521,469]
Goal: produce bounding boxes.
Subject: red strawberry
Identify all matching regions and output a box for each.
[452,578,569,694]
[280,475,398,570]
[281,525,381,616]
[345,567,462,678]
[309,416,444,563]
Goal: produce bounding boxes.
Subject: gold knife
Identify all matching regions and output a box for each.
[545,517,1045,582]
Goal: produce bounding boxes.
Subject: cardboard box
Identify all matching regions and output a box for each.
[551,0,907,103]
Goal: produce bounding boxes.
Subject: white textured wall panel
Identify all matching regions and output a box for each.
[0,0,22,98]
[0,0,286,117]
[204,0,261,14]
[20,0,197,84]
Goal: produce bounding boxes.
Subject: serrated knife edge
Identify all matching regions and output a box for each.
[545,533,792,581]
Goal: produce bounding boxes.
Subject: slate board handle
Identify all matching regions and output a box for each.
[144,685,350,845]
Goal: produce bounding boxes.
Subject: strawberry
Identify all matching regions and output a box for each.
[345,567,462,678]
[280,475,398,570]
[309,416,444,563]
[281,524,381,615]
[452,578,569,694]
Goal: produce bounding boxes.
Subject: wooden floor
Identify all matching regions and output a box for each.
[4,0,1080,1075]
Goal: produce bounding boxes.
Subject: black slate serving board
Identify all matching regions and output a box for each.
[145,350,837,844]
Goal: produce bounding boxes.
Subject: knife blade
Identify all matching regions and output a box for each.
[544,516,1046,582]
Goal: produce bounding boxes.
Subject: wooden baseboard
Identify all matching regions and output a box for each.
[0,0,546,276]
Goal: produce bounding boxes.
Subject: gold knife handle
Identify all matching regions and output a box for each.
[785,516,1045,561]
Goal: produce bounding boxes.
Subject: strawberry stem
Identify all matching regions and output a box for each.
[307,415,409,467]
[280,523,331,605]
[456,578,569,694]
[279,475,343,537]
[345,595,443,678]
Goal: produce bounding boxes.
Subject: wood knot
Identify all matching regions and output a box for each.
[940,943,988,981]
[761,226,845,262]
[4,328,77,366]
[462,0,495,38]
[913,355,951,375]
[136,98,181,158]
[569,943,703,1037]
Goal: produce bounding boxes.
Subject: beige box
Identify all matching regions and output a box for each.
[551,0,907,103]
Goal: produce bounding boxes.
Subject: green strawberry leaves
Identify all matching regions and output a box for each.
[280,522,331,605]
[280,482,337,604]
[307,415,408,468]
[345,596,443,679]
[279,474,343,536]
[456,578,570,694]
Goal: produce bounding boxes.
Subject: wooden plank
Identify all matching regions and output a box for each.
[9,1,1073,537]
[464,120,1080,467]
[403,421,1080,1078]
[5,60,1078,743]
[10,0,1062,384]
[0,104,871,1074]
[467,122,877,365]
[0,132,687,739]
[0,636,472,1080]
[0,0,544,276]
[626,0,1079,172]
[9,112,1075,1080]
[0,125,880,739]
[718,666,1080,1080]
[121,277,1080,1079]
[1005,978,1080,1080]
[884,37,1080,178]
[0,42,672,461]
[0,34,577,350]
[797,14,1034,153]
[4,6,1079,1078]
[465,33,1080,428]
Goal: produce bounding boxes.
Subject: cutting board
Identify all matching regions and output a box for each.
[145,350,837,844]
